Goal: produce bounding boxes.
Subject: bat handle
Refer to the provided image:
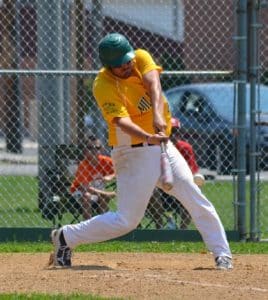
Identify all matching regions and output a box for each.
[160,141,166,153]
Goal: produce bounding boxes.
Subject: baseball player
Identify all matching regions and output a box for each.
[49,33,233,270]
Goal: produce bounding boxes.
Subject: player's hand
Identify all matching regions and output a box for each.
[103,174,115,182]
[153,112,167,133]
[147,132,169,145]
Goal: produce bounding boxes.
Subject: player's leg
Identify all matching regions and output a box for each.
[159,142,232,261]
[61,145,161,248]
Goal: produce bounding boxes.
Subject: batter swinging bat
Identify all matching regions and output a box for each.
[160,142,174,190]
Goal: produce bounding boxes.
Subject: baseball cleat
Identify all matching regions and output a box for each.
[49,228,72,267]
[215,256,233,270]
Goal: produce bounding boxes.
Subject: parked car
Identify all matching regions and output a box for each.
[165,82,268,174]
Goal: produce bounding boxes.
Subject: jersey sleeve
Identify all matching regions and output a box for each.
[93,80,129,123]
[135,49,163,75]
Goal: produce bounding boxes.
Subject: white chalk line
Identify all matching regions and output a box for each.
[143,273,268,293]
[82,269,268,294]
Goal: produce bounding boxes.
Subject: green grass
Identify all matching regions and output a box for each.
[0,176,268,237]
[0,176,83,227]
[0,240,267,254]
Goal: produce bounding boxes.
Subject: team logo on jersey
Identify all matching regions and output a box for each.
[102,102,119,114]
[138,97,151,113]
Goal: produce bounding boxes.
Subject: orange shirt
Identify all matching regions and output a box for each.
[70,155,114,193]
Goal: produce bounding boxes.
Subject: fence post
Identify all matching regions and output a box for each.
[89,1,106,145]
[236,0,248,240]
[248,0,261,241]
[36,0,64,211]
[91,0,103,70]
[74,0,87,146]
[3,0,22,153]
[62,0,71,145]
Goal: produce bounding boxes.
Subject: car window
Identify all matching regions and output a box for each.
[180,91,205,115]
[201,86,233,121]
[207,85,268,118]
[165,84,268,123]
[164,90,184,115]
[254,87,268,112]
[209,86,268,121]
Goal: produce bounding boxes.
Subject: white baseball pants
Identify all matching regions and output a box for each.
[63,141,232,258]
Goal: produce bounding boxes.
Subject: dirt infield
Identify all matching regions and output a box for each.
[0,253,267,299]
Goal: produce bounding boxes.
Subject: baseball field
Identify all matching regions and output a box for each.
[0,241,267,299]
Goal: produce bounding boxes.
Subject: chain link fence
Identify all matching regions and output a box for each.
[255,1,268,240]
[0,0,268,239]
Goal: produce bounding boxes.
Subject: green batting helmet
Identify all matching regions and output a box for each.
[98,33,135,67]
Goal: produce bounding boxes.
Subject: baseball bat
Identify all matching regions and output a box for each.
[160,142,174,190]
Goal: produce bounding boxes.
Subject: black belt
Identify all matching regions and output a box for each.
[131,143,154,148]
[112,143,154,149]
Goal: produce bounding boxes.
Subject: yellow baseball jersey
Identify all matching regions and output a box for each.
[93,49,171,146]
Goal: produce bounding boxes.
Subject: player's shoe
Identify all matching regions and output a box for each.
[215,256,233,270]
[50,228,72,267]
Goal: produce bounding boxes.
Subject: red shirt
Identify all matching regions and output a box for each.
[175,140,199,174]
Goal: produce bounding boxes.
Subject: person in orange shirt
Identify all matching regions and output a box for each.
[70,138,115,220]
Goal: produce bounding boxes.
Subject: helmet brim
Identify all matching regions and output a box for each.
[109,50,135,67]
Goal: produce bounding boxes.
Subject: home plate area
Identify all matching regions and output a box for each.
[0,252,267,299]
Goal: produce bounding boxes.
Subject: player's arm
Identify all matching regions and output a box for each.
[142,70,166,133]
[87,186,116,197]
[113,116,168,145]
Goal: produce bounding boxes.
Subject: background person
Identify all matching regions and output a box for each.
[170,116,212,185]
[170,117,200,176]
[70,138,115,220]
[50,32,232,271]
